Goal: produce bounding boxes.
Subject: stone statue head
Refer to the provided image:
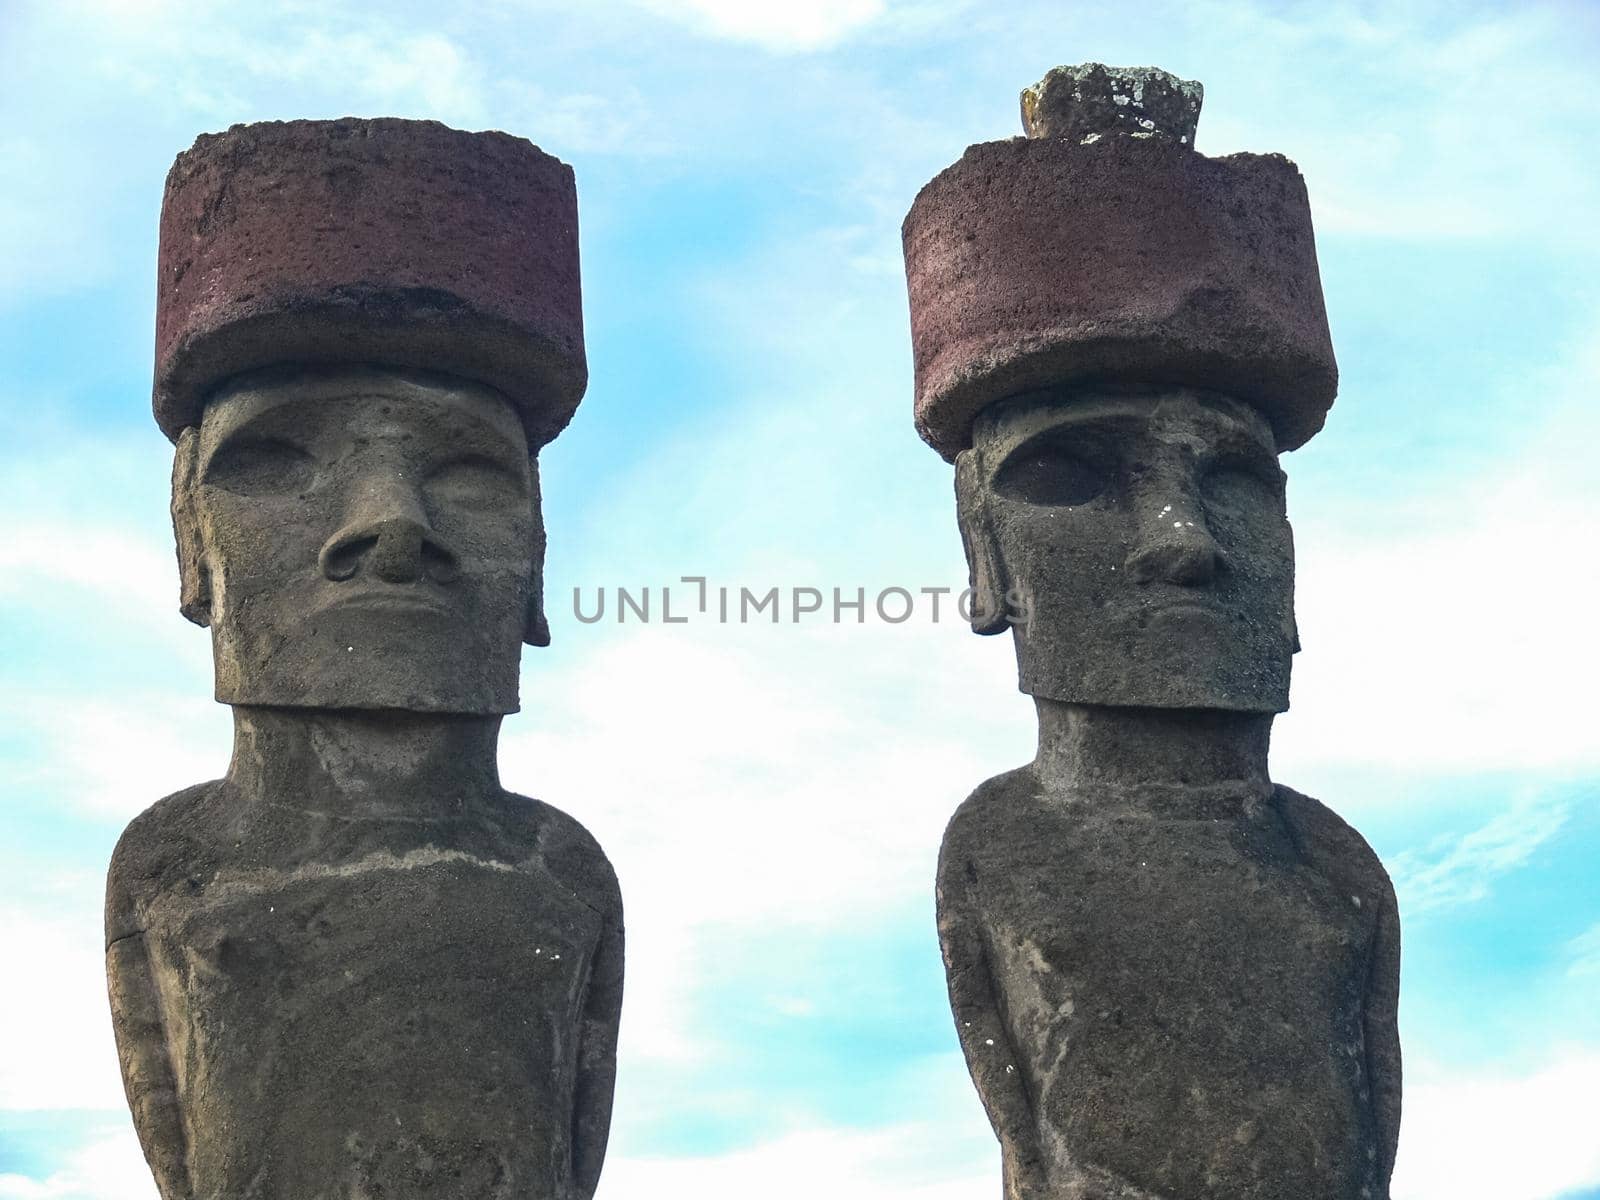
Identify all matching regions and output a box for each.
[151,117,589,716]
[902,66,1338,713]
[172,366,546,714]
[954,384,1295,712]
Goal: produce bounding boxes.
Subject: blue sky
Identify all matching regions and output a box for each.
[2,0,1598,1197]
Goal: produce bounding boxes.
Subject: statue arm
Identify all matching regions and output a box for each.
[937,843,1042,1179]
[572,910,624,1199]
[105,919,189,1198]
[1274,785,1403,1190]
[1366,879,1402,1190]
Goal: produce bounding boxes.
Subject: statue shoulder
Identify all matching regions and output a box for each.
[106,780,228,942]
[1271,783,1396,908]
[497,791,621,920]
[940,767,1037,873]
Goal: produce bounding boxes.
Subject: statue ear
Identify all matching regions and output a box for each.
[954,449,1009,636]
[524,457,551,647]
[1286,518,1300,654]
[171,427,212,627]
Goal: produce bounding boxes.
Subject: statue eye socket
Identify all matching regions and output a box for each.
[426,455,525,509]
[203,439,315,495]
[993,443,1111,507]
[1201,460,1284,511]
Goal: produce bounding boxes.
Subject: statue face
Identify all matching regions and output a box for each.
[956,386,1295,712]
[174,366,541,714]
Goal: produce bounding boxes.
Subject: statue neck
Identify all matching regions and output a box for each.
[1032,699,1273,807]
[227,705,503,820]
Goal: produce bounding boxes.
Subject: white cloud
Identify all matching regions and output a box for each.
[0,905,128,1111]
[501,618,1026,1067]
[0,1,681,313]
[0,523,175,621]
[4,693,231,821]
[1274,337,1600,779]
[1565,921,1600,978]
[28,4,489,129]
[633,0,887,52]
[0,1117,985,1200]
[1178,4,1600,246]
[1391,1050,1600,1200]
[0,487,226,823]
[0,429,227,819]
[15,1045,1600,1200]
[0,138,121,301]
[249,30,487,126]
[602,1117,989,1200]
[0,1129,155,1200]
[4,3,1599,1190]
[496,81,665,155]
[1388,791,1571,917]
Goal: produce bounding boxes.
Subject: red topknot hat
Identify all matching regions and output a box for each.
[153,117,586,449]
[903,64,1337,461]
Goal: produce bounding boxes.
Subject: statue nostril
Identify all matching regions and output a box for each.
[320,535,376,582]
[423,541,461,585]
[318,520,455,586]
[1127,537,1221,587]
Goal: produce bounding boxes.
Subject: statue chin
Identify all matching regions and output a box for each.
[1012,621,1293,715]
[212,611,524,716]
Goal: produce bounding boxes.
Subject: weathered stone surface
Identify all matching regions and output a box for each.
[107,711,623,1200]
[938,747,1400,1200]
[958,388,1296,712]
[173,368,547,709]
[909,64,1400,1200]
[110,121,619,1200]
[902,120,1335,462]
[154,118,586,450]
[944,390,1400,1199]
[1021,63,1202,145]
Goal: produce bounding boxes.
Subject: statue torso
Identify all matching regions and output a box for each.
[109,782,617,1200]
[939,774,1387,1200]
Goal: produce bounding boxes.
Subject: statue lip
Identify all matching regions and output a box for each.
[318,587,452,617]
[1141,596,1228,620]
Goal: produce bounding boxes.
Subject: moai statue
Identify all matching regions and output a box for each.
[903,66,1401,1200]
[105,120,623,1199]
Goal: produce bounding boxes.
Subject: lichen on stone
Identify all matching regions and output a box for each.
[1021,62,1203,147]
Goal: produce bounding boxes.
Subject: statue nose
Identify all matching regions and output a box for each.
[319,491,461,585]
[1125,508,1225,587]
[1126,536,1222,586]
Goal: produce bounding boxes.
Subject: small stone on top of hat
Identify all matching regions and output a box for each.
[1021,63,1203,146]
